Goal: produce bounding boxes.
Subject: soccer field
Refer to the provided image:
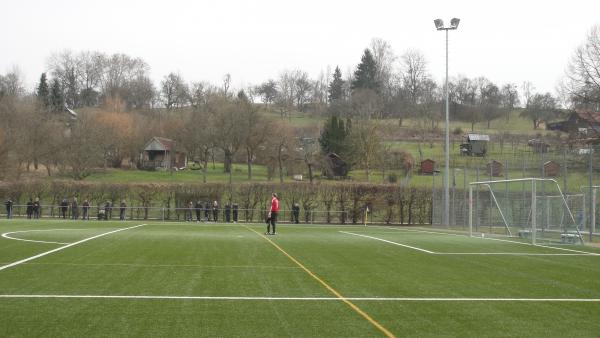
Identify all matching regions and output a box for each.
[1,220,600,337]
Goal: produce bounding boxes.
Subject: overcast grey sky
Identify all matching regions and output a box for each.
[1,0,599,96]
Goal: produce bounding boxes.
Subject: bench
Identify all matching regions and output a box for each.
[561,233,581,244]
[518,230,531,239]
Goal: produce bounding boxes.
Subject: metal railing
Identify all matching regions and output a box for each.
[1,204,424,225]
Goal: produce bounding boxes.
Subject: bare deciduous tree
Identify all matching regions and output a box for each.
[563,25,600,111]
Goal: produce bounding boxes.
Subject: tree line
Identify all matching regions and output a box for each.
[1,26,599,181]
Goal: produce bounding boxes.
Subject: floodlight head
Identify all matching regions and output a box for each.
[434,19,444,30]
[450,18,460,29]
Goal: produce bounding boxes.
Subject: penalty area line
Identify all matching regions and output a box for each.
[0,224,146,272]
[340,231,435,254]
[340,231,598,256]
[0,294,599,302]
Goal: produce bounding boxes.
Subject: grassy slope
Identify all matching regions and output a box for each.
[1,220,600,337]
[83,162,283,184]
[43,109,597,190]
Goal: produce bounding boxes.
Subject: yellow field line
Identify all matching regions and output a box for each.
[243,225,396,338]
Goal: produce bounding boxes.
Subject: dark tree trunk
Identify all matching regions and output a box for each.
[224,150,233,173]
[246,148,253,180]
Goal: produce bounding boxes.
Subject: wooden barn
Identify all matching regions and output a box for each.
[486,160,503,177]
[140,137,187,170]
[419,159,436,175]
[543,161,560,177]
[547,110,600,137]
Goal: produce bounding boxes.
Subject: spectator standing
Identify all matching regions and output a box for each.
[82,199,90,220]
[119,200,126,220]
[60,198,68,219]
[5,198,13,219]
[33,197,41,219]
[71,197,79,220]
[104,201,112,220]
[225,203,231,222]
[195,200,202,222]
[267,193,279,235]
[204,201,210,221]
[186,201,193,221]
[26,199,34,219]
[232,203,239,223]
[212,200,219,222]
[292,203,300,224]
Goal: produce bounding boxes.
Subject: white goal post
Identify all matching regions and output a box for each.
[468,178,584,245]
[580,186,599,237]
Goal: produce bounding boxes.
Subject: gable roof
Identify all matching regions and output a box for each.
[144,137,176,151]
[574,111,600,124]
[467,133,490,141]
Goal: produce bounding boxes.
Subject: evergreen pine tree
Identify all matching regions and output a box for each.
[36,73,50,108]
[319,115,350,156]
[49,78,64,113]
[351,49,380,93]
[328,66,344,103]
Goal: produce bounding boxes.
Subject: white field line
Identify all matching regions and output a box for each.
[436,252,593,256]
[340,231,435,254]
[342,230,598,256]
[0,224,146,272]
[1,262,300,269]
[382,226,600,256]
[1,229,91,245]
[0,294,599,302]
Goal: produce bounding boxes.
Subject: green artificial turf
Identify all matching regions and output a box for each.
[1,219,599,337]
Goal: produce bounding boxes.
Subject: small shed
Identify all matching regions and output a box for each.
[486,160,503,177]
[528,139,550,153]
[543,161,560,177]
[419,159,436,175]
[140,137,187,170]
[460,134,489,156]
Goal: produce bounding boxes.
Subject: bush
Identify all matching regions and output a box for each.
[387,173,398,183]
[452,127,463,135]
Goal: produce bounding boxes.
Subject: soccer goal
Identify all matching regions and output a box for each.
[468,178,584,245]
[580,186,600,237]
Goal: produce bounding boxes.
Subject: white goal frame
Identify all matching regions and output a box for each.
[580,186,599,238]
[468,178,583,245]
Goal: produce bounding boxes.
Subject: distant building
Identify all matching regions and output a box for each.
[543,161,560,177]
[460,133,489,156]
[486,160,503,177]
[140,137,187,170]
[547,110,600,137]
[527,139,550,153]
[419,159,436,175]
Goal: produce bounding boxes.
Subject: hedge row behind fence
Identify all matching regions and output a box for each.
[0,181,433,225]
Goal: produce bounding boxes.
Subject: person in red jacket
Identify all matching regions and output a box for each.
[267,193,279,235]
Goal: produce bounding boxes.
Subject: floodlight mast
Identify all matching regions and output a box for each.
[433,18,460,228]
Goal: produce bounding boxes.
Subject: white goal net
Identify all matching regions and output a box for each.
[468,178,585,245]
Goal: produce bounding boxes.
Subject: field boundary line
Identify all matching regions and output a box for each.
[1,294,600,302]
[242,225,396,338]
[340,231,435,254]
[0,224,146,272]
[384,227,600,256]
